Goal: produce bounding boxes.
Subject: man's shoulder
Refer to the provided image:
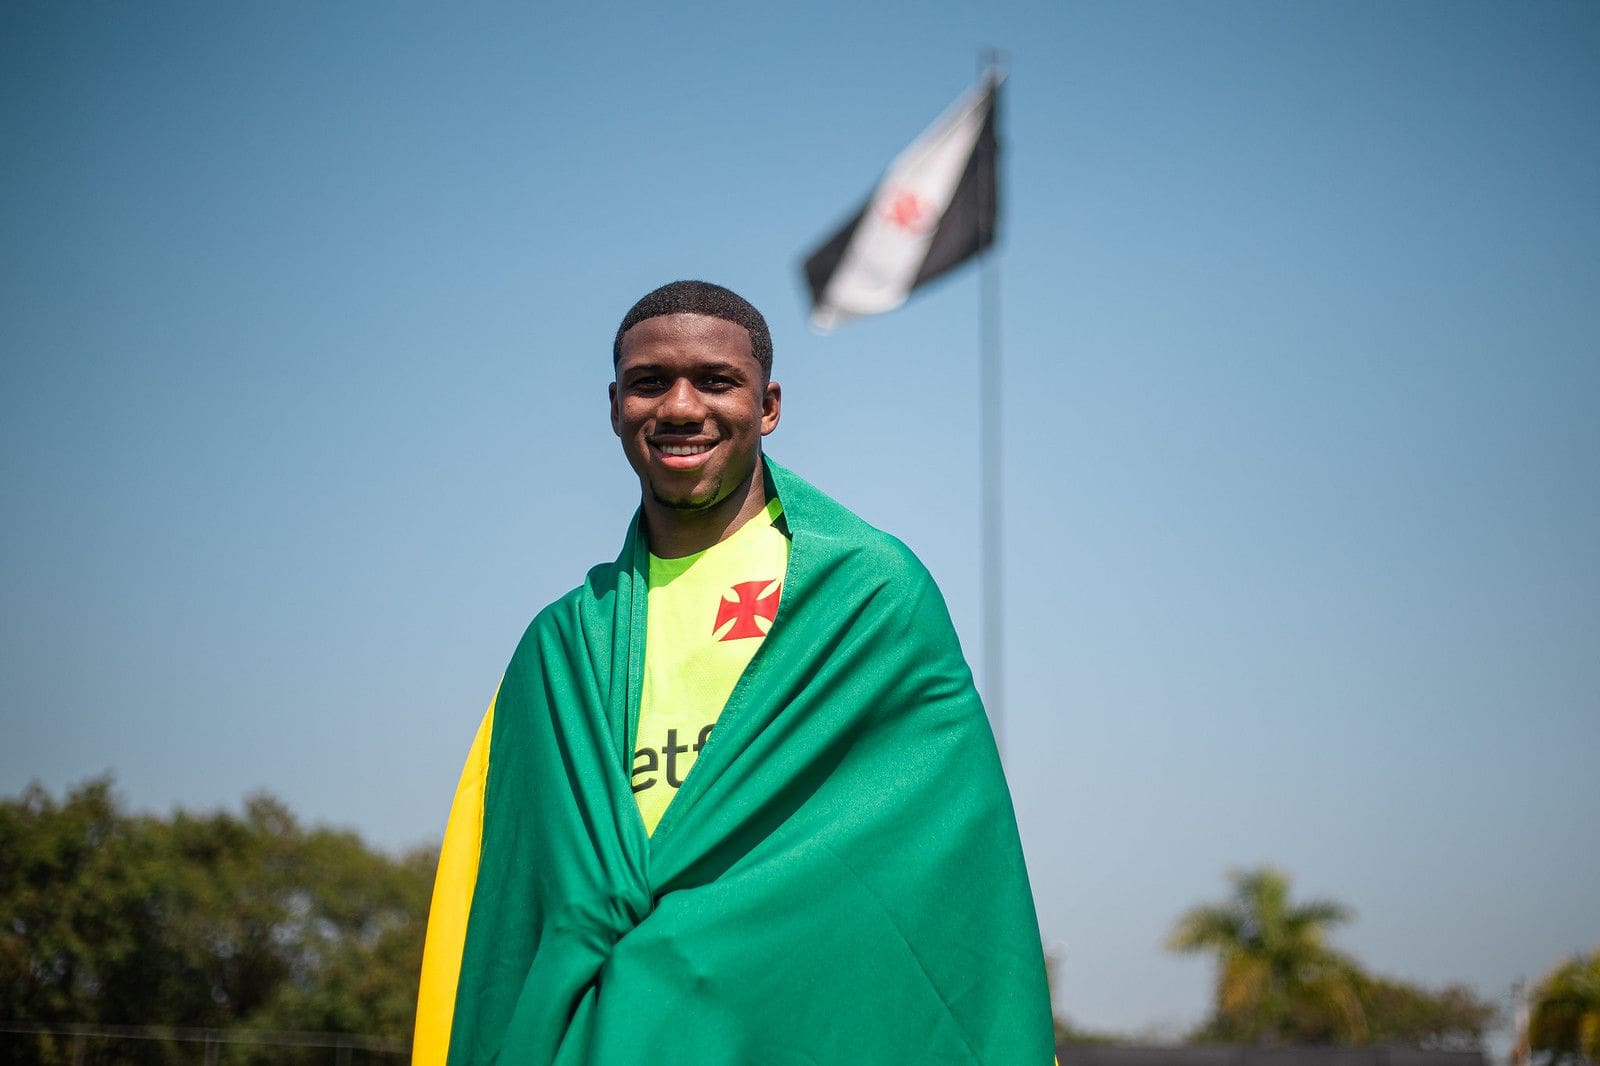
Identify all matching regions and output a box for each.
[769,458,933,585]
[827,511,931,585]
[504,546,634,664]
[530,556,628,623]
[529,580,587,624]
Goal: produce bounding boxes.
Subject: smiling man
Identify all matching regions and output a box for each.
[413,281,1055,1065]
[609,290,781,558]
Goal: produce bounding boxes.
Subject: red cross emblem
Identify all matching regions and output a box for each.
[713,580,781,641]
[879,188,933,234]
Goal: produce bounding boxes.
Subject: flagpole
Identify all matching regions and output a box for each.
[978,49,1005,758]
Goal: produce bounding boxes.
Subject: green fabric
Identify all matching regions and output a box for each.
[448,458,1053,1065]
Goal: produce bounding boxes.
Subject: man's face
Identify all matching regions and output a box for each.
[610,313,781,515]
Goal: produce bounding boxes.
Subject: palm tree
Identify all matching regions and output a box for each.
[1525,949,1600,1066]
[1167,867,1365,1044]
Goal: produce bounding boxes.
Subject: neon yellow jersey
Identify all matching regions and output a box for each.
[633,496,789,834]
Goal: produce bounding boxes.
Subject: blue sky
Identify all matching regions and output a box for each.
[3,0,1596,1042]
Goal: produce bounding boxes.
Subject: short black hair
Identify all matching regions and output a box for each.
[613,280,773,379]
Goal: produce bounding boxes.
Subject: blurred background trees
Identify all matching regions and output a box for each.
[1521,950,1600,1066]
[0,778,433,1064]
[1167,867,1498,1049]
[1167,867,1364,1043]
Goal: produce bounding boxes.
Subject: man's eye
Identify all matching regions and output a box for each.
[702,376,735,390]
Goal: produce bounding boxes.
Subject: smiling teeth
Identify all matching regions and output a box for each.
[659,443,713,456]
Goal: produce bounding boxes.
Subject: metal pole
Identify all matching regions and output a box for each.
[980,238,1003,755]
[978,49,1005,757]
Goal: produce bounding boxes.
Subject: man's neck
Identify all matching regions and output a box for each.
[642,467,769,559]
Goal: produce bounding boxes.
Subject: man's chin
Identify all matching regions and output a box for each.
[649,479,724,513]
[655,493,719,512]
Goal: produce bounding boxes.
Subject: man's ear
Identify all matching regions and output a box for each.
[760,380,782,436]
[609,381,621,437]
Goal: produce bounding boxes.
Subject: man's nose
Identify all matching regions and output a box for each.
[659,379,704,422]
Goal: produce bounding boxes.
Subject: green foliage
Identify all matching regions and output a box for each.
[1168,867,1364,1044]
[1526,949,1600,1066]
[0,777,435,1065]
[1355,973,1499,1051]
[1168,867,1497,1049]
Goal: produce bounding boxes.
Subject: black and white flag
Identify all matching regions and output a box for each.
[802,71,1000,331]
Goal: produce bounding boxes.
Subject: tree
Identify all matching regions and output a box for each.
[1525,950,1600,1066]
[1356,973,1498,1051]
[1166,867,1364,1044]
[0,778,435,1065]
[1167,868,1497,1050]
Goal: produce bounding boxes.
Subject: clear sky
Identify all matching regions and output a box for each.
[3,0,1596,1044]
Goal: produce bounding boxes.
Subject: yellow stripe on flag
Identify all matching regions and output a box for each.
[412,693,496,1066]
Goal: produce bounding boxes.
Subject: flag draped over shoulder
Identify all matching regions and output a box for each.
[414,458,1053,1066]
[803,71,1001,331]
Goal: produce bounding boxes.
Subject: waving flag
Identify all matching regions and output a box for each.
[802,71,1000,331]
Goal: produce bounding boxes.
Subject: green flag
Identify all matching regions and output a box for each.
[416,458,1053,1064]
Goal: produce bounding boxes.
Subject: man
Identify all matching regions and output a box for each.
[413,281,1054,1064]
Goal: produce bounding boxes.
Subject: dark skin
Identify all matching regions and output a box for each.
[610,313,782,559]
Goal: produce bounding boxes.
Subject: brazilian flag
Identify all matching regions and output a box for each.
[414,459,1054,1065]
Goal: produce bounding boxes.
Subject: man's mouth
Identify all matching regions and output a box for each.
[650,438,719,469]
